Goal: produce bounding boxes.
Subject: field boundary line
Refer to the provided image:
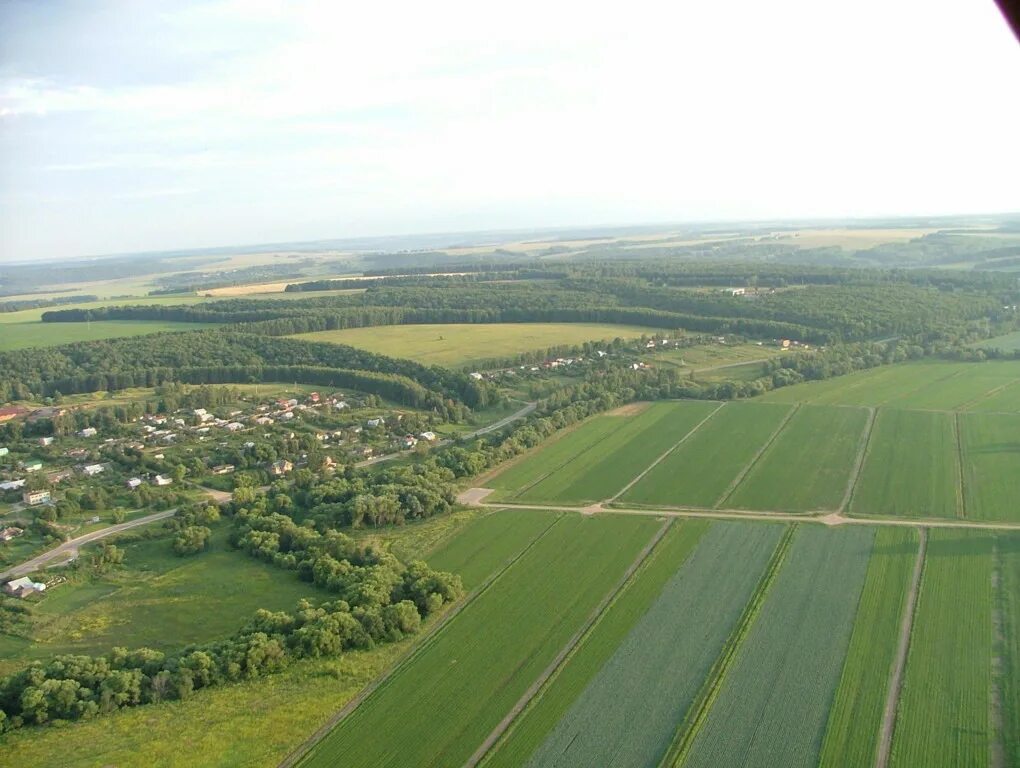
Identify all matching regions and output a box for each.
[957,377,1018,412]
[953,411,968,519]
[610,402,726,502]
[874,527,928,768]
[839,406,877,514]
[282,514,564,768]
[990,537,1007,768]
[713,403,801,509]
[464,517,675,768]
[659,523,797,768]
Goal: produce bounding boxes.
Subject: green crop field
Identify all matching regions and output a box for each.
[890,530,994,768]
[849,410,960,518]
[683,526,874,768]
[976,329,1020,352]
[818,527,918,767]
[620,401,792,508]
[999,531,1020,767]
[299,514,659,768]
[959,412,1020,522]
[0,320,215,351]
[510,401,721,505]
[725,405,870,512]
[0,527,326,675]
[506,521,785,768]
[288,323,651,368]
[482,519,711,768]
[966,379,1020,413]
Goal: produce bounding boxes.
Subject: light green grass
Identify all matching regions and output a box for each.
[818,527,918,767]
[481,519,712,768]
[890,530,994,768]
[288,323,652,367]
[621,401,792,507]
[513,401,721,505]
[850,410,959,518]
[683,526,875,768]
[726,405,870,512]
[959,412,1020,522]
[298,514,660,768]
[509,520,785,768]
[976,330,1020,352]
[0,320,214,350]
[998,531,1020,767]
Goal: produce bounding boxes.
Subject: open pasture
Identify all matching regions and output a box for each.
[621,401,792,508]
[510,400,721,504]
[683,525,874,768]
[760,360,1020,412]
[0,320,215,351]
[890,530,994,768]
[959,412,1020,522]
[725,404,870,512]
[299,514,659,768]
[849,409,960,518]
[288,323,651,368]
[506,521,785,768]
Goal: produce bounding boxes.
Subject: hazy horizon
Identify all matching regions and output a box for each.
[2,0,1018,263]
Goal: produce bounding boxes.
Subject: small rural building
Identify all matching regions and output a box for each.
[725,287,746,296]
[82,463,105,476]
[0,446,8,457]
[153,474,173,486]
[419,431,438,442]
[22,489,51,506]
[212,464,235,475]
[78,427,98,438]
[21,460,43,472]
[225,422,244,431]
[400,435,418,449]
[3,577,46,598]
[126,477,143,489]
[38,435,55,446]
[0,479,27,491]
[366,418,384,428]
[0,527,24,542]
[469,372,484,380]
[269,459,293,476]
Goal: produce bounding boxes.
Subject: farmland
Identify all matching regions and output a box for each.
[959,413,1020,522]
[723,405,870,512]
[288,323,651,368]
[498,520,784,768]
[298,514,660,768]
[682,526,874,768]
[999,531,1020,767]
[890,530,994,768]
[0,320,215,351]
[849,410,960,518]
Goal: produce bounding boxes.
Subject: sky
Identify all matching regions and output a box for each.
[0,0,1018,262]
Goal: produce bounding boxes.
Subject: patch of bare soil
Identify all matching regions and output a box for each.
[605,402,649,417]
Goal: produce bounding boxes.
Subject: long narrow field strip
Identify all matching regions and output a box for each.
[849,410,960,518]
[889,529,994,768]
[725,405,870,513]
[426,509,561,589]
[479,520,714,768]
[681,525,875,768]
[996,531,1020,768]
[512,401,721,505]
[619,402,792,508]
[525,521,785,768]
[818,527,920,768]
[958,412,1020,523]
[966,379,1020,413]
[298,514,660,768]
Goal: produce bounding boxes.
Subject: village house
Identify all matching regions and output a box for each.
[22,489,51,506]
[0,527,24,542]
[212,464,235,475]
[269,459,293,476]
[78,427,98,438]
[400,435,418,449]
[152,474,173,486]
[125,477,143,489]
[46,469,74,484]
[20,460,42,472]
[0,479,27,491]
[0,446,8,457]
[225,422,244,431]
[38,436,55,447]
[3,576,46,598]
[81,463,105,476]
[469,372,483,380]
[366,418,384,428]
[419,431,438,442]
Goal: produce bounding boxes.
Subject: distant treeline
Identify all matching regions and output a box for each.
[0,295,98,313]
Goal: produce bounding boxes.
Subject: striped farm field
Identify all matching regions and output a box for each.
[682,525,874,768]
[505,400,721,505]
[298,513,659,768]
[966,379,1020,413]
[426,509,560,589]
[958,412,1020,522]
[890,530,994,768]
[725,404,870,512]
[620,401,793,508]
[818,527,919,767]
[849,410,960,518]
[998,531,1020,768]
[481,519,713,768]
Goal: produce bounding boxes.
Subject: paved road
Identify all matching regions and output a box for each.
[0,508,178,582]
[355,402,536,469]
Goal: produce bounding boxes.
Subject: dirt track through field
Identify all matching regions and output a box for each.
[713,403,800,508]
[839,407,876,513]
[874,527,927,768]
[462,518,673,768]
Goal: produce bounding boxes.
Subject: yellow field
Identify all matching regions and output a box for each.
[289,323,651,367]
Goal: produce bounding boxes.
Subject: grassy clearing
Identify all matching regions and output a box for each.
[683,526,874,768]
[0,526,327,676]
[513,401,721,505]
[975,329,1020,352]
[288,323,651,368]
[480,519,712,768]
[726,405,869,512]
[997,531,1020,767]
[850,410,959,518]
[299,514,659,768]
[621,401,792,508]
[508,521,785,768]
[818,527,918,767]
[890,530,994,768]
[0,320,215,351]
[959,412,1020,522]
